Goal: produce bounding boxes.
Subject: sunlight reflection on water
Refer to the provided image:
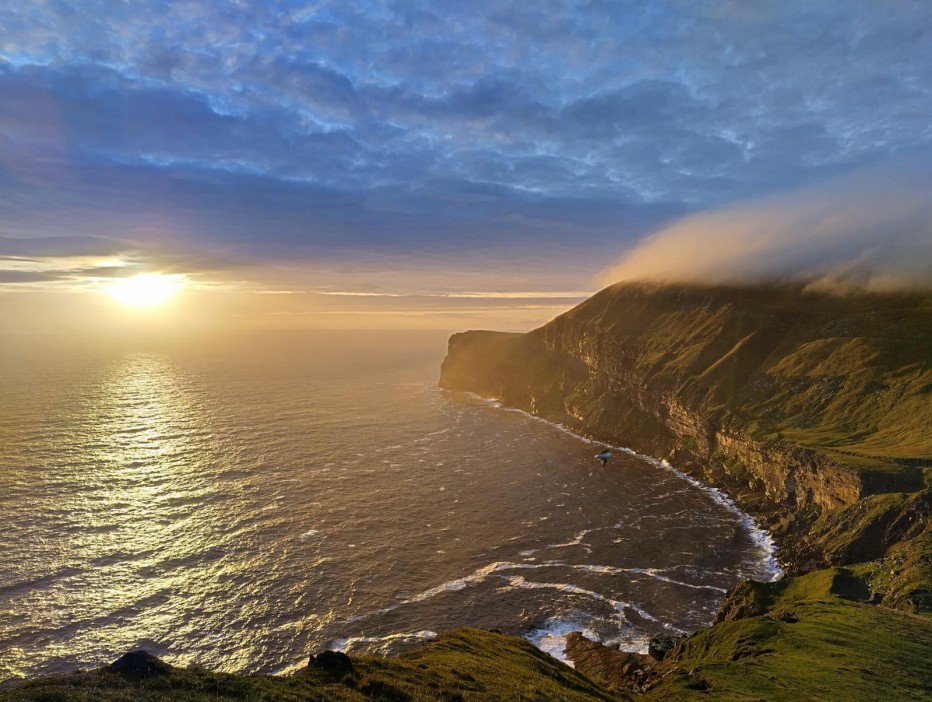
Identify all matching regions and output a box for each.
[29,354,224,671]
[0,334,777,680]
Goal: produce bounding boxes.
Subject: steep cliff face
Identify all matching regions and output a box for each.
[440,283,932,574]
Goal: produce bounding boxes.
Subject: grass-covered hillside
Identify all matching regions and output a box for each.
[7,586,931,702]
[441,284,932,583]
[638,567,932,701]
[0,629,622,702]
[541,283,931,475]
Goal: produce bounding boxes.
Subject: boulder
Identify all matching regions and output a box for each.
[563,632,653,692]
[308,650,355,677]
[108,650,170,677]
[648,633,678,661]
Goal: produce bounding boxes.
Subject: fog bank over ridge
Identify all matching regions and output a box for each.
[599,160,932,292]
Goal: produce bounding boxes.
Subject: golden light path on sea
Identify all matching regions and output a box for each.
[32,354,224,670]
[0,335,778,679]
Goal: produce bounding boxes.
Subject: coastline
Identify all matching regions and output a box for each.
[456,390,782,579]
[450,388,784,659]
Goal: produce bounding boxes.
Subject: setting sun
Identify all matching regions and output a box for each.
[107,273,184,308]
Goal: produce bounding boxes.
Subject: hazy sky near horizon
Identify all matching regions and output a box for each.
[2,1,931,330]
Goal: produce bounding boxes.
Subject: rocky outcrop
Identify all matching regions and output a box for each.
[563,632,652,692]
[108,650,171,677]
[647,633,678,661]
[307,650,355,678]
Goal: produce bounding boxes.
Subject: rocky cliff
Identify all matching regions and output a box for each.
[437,282,932,699]
[440,282,932,595]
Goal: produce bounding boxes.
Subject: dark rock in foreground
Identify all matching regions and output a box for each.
[307,650,355,678]
[563,631,651,692]
[108,649,171,677]
[647,633,678,661]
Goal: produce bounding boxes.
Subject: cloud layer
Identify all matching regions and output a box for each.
[601,159,932,290]
[1,1,931,325]
[4,1,930,205]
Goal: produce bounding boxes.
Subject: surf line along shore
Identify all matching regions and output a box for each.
[439,389,782,664]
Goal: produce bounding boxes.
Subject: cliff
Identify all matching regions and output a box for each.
[435,282,932,699]
[441,283,932,587]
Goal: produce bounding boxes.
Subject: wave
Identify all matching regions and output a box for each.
[568,564,728,593]
[342,561,547,625]
[339,558,677,638]
[525,617,600,666]
[332,629,439,654]
[502,574,658,623]
[525,613,659,664]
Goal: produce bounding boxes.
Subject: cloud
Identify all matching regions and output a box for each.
[0,235,126,258]
[1,0,932,315]
[599,159,932,291]
[3,1,932,207]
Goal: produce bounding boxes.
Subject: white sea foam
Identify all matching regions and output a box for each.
[525,617,601,666]
[544,528,591,549]
[542,521,627,551]
[405,561,542,604]
[341,561,547,625]
[502,574,658,623]
[570,564,728,593]
[332,630,439,654]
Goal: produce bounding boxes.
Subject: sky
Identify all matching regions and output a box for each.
[1,1,931,331]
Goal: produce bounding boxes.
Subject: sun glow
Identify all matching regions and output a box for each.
[107,274,185,307]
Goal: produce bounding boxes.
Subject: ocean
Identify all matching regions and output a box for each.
[0,330,778,680]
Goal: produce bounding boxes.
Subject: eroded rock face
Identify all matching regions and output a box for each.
[714,581,768,623]
[563,632,653,692]
[647,633,678,661]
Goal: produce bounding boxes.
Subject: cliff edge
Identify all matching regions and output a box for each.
[440,282,932,607]
[436,281,932,699]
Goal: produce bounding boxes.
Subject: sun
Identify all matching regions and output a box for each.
[107,273,184,308]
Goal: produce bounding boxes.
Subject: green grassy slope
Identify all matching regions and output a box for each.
[550,283,932,472]
[8,591,929,702]
[0,629,624,702]
[643,569,932,701]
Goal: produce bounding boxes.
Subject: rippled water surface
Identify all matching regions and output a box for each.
[0,331,777,679]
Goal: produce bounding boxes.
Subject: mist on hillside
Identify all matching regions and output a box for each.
[600,159,932,293]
